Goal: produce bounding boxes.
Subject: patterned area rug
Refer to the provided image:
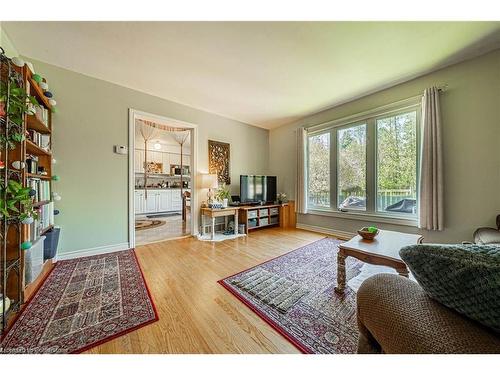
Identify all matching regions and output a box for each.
[1,250,158,353]
[219,238,362,354]
[135,219,166,230]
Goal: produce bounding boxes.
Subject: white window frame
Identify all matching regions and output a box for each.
[306,97,421,226]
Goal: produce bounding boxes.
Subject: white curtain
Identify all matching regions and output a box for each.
[295,127,308,214]
[419,87,444,230]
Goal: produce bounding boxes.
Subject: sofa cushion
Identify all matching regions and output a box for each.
[399,244,500,332]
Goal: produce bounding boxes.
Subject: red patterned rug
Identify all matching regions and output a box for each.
[1,250,158,353]
[218,238,362,354]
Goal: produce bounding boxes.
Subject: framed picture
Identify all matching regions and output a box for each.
[208,140,230,184]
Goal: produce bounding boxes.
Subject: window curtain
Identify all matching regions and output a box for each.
[295,127,308,214]
[419,87,444,230]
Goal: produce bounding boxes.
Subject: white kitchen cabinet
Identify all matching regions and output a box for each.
[169,153,181,165]
[145,192,157,213]
[134,150,144,172]
[171,189,182,211]
[153,151,163,164]
[158,190,170,211]
[146,150,162,164]
[134,191,145,214]
[135,189,184,214]
[161,152,174,174]
[182,154,190,166]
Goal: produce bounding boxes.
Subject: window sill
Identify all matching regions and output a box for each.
[306,208,418,227]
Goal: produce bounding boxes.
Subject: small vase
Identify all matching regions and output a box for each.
[222,198,228,208]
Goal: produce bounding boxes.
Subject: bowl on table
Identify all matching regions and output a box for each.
[358,227,379,240]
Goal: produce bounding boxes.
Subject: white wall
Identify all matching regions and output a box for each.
[270,49,500,243]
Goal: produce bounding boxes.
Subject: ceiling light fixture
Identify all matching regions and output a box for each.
[153,142,161,150]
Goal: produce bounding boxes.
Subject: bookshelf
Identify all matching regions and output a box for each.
[23,65,55,303]
[1,50,57,333]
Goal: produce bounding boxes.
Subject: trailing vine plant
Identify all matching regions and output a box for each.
[0,75,39,150]
[0,180,38,221]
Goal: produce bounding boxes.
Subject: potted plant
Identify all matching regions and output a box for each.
[277,192,288,204]
[215,183,231,208]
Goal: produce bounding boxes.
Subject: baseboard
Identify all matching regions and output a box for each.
[296,223,354,240]
[56,242,130,261]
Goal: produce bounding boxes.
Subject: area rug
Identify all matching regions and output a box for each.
[218,238,362,354]
[0,250,158,353]
[135,219,166,230]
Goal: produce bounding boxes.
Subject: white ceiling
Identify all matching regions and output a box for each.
[4,22,500,129]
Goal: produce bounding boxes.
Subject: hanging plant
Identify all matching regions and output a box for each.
[0,180,38,221]
[0,76,39,150]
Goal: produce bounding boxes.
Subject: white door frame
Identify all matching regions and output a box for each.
[128,108,199,248]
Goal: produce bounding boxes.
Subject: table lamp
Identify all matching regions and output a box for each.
[200,173,218,204]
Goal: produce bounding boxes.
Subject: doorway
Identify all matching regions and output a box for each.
[128,109,198,247]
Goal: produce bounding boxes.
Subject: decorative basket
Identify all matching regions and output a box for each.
[358,227,379,240]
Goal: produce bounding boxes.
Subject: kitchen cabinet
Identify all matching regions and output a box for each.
[134,189,187,214]
[169,153,181,165]
[134,191,145,214]
[162,153,170,174]
[134,150,144,172]
[146,150,162,164]
[145,193,157,213]
[135,149,190,173]
[158,190,170,211]
[171,189,182,211]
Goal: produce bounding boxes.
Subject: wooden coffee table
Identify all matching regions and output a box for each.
[334,229,423,294]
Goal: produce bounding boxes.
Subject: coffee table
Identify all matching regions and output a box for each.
[334,229,423,294]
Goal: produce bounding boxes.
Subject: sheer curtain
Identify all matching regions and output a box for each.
[295,127,308,214]
[419,87,444,230]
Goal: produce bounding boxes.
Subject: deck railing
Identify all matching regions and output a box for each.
[308,189,415,210]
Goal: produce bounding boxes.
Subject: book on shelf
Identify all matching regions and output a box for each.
[27,177,51,202]
[26,155,39,174]
[34,106,49,127]
[27,129,51,151]
[27,202,54,242]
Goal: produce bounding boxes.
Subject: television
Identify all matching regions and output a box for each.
[240,175,277,204]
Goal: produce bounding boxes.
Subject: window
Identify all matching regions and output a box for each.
[376,112,417,214]
[307,104,420,220]
[338,124,366,211]
[307,133,330,208]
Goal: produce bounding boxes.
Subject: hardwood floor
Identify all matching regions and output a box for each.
[85,227,325,354]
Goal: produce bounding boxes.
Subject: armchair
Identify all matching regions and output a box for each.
[473,214,500,245]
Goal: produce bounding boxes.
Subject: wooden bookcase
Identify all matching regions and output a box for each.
[1,53,55,333]
[21,66,55,301]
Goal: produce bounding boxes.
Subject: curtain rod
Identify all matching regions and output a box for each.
[306,84,448,132]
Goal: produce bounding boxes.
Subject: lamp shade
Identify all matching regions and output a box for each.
[200,173,218,189]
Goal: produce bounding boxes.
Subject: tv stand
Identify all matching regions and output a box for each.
[238,202,294,234]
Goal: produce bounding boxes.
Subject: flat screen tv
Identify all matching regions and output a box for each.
[240,175,277,204]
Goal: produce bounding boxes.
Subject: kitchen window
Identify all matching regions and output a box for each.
[306,102,420,222]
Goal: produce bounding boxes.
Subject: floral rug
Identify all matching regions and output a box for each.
[1,250,158,354]
[218,238,362,354]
